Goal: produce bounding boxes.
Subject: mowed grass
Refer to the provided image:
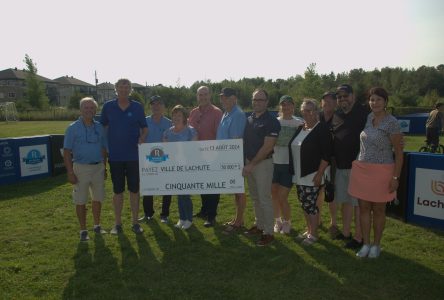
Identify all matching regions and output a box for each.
[0,121,427,152]
[0,121,443,299]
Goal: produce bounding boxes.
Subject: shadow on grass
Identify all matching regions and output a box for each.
[0,174,67,201]
[301,238,444,299]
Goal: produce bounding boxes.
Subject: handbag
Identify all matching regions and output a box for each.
[324,175,334,203]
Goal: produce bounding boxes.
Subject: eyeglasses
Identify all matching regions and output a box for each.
[337,94,349,99]
[252,98,267,102]
[85,124,99,143]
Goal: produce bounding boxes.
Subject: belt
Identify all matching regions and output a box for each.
[88,162,101,165]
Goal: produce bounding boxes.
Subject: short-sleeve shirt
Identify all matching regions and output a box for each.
[357,113,401,164]
[244,111,281,161]
[100,99,147,161]
[63,117,107,164]
[163,126,197,142]
[332,103,369,169]
[216,105,247,140]
[188,104,223,140]
[145,116,172,143]
[273,116,304,164]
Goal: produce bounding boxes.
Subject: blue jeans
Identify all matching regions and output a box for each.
[178,195,193,221]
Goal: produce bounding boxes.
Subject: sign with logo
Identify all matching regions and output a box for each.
[0,140,18,182]
[19,144,49,177]
[414,168,444,220]
[398,119,410,133]
[139,139,244,195]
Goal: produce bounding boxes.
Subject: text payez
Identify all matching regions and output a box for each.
[199,144,240,151]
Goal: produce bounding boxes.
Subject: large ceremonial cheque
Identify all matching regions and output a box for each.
[139,139,244,195]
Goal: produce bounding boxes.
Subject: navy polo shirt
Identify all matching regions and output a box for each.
[244,110,281,161]
[100,99,147,161]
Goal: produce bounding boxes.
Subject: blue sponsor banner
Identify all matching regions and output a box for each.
[0,136,51,185]
[406,153,444,230]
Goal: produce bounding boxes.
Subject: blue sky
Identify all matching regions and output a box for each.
[1,0,443,87]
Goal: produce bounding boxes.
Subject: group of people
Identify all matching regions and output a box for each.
[63,79,404,258]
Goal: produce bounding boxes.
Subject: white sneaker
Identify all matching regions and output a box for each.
[356,244,371,258]
[182,220,193,230]
[368,245,381,258]
[175,220,185,228]
[273,219,282,233]
[280,221,291,234]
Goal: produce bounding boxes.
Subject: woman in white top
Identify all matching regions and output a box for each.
[272,95,303,234]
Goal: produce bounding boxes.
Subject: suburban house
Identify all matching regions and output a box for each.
[53,76,96,107]
[0,68,58,104]
[96,82,115,104]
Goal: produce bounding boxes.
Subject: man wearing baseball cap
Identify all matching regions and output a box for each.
[216,88,247,234]
[139,95,173,224]
[331,84,369,249]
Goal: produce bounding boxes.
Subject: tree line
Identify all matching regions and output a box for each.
[21,55,444,114]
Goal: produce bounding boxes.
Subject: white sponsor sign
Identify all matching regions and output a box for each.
[19,144,49,177]
[414,168,444,220]
[139,139,245,195]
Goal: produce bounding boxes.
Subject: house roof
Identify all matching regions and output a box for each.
[132,83,146,88]
[53,76,94,86]
[97,82,115,89]
[0,68,54,83]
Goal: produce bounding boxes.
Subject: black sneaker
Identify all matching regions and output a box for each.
[93,225,107,234]
[80,230,89,242]
[204,219,216,228]
[110,224,123,235]
[335,233,351,240]
[193,211,207,219]
[138,215,153,222]
[131,223,144,234]
[345,238,363,249]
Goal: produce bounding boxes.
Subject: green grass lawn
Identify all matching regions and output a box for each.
[0,121,443,299]
[1,176,443,299]
[0,121,428,152]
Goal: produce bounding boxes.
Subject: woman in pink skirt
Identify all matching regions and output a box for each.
[348,87,403,258]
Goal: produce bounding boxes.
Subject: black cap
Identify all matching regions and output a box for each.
[336,84,353,94]
[279,95,294,104]
[321,91,336,99]
[219,88,237,97]
[150,95,163,104]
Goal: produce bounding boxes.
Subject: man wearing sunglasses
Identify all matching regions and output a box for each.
[64,97,108,242]
[332,84,370,249]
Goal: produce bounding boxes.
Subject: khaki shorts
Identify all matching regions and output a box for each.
[72,163,105,205]
[334,168,358,206]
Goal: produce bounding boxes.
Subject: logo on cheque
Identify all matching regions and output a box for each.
[431,180,444,196]
[22,149,45,165]
[146,147,169,163]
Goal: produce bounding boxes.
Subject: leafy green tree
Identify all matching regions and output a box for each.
[130,91,145,105]
[68,91,85,110]
[24,54,49,109]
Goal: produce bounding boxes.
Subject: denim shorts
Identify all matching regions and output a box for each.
[272,164,293,188]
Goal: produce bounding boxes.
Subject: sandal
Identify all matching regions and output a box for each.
[222,224,243,235]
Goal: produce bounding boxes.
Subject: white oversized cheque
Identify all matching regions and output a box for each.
[139,139,244,195]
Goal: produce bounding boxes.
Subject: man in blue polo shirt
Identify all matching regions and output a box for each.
[139,95,172,223]
[216,88,248,234]
[100,78,148,234]
[64,97,107,241]
[243,88,281,246]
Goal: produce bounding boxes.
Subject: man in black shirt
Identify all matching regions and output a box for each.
[332,84,369,249]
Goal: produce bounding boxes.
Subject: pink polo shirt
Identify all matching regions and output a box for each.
[188,104,223,140]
